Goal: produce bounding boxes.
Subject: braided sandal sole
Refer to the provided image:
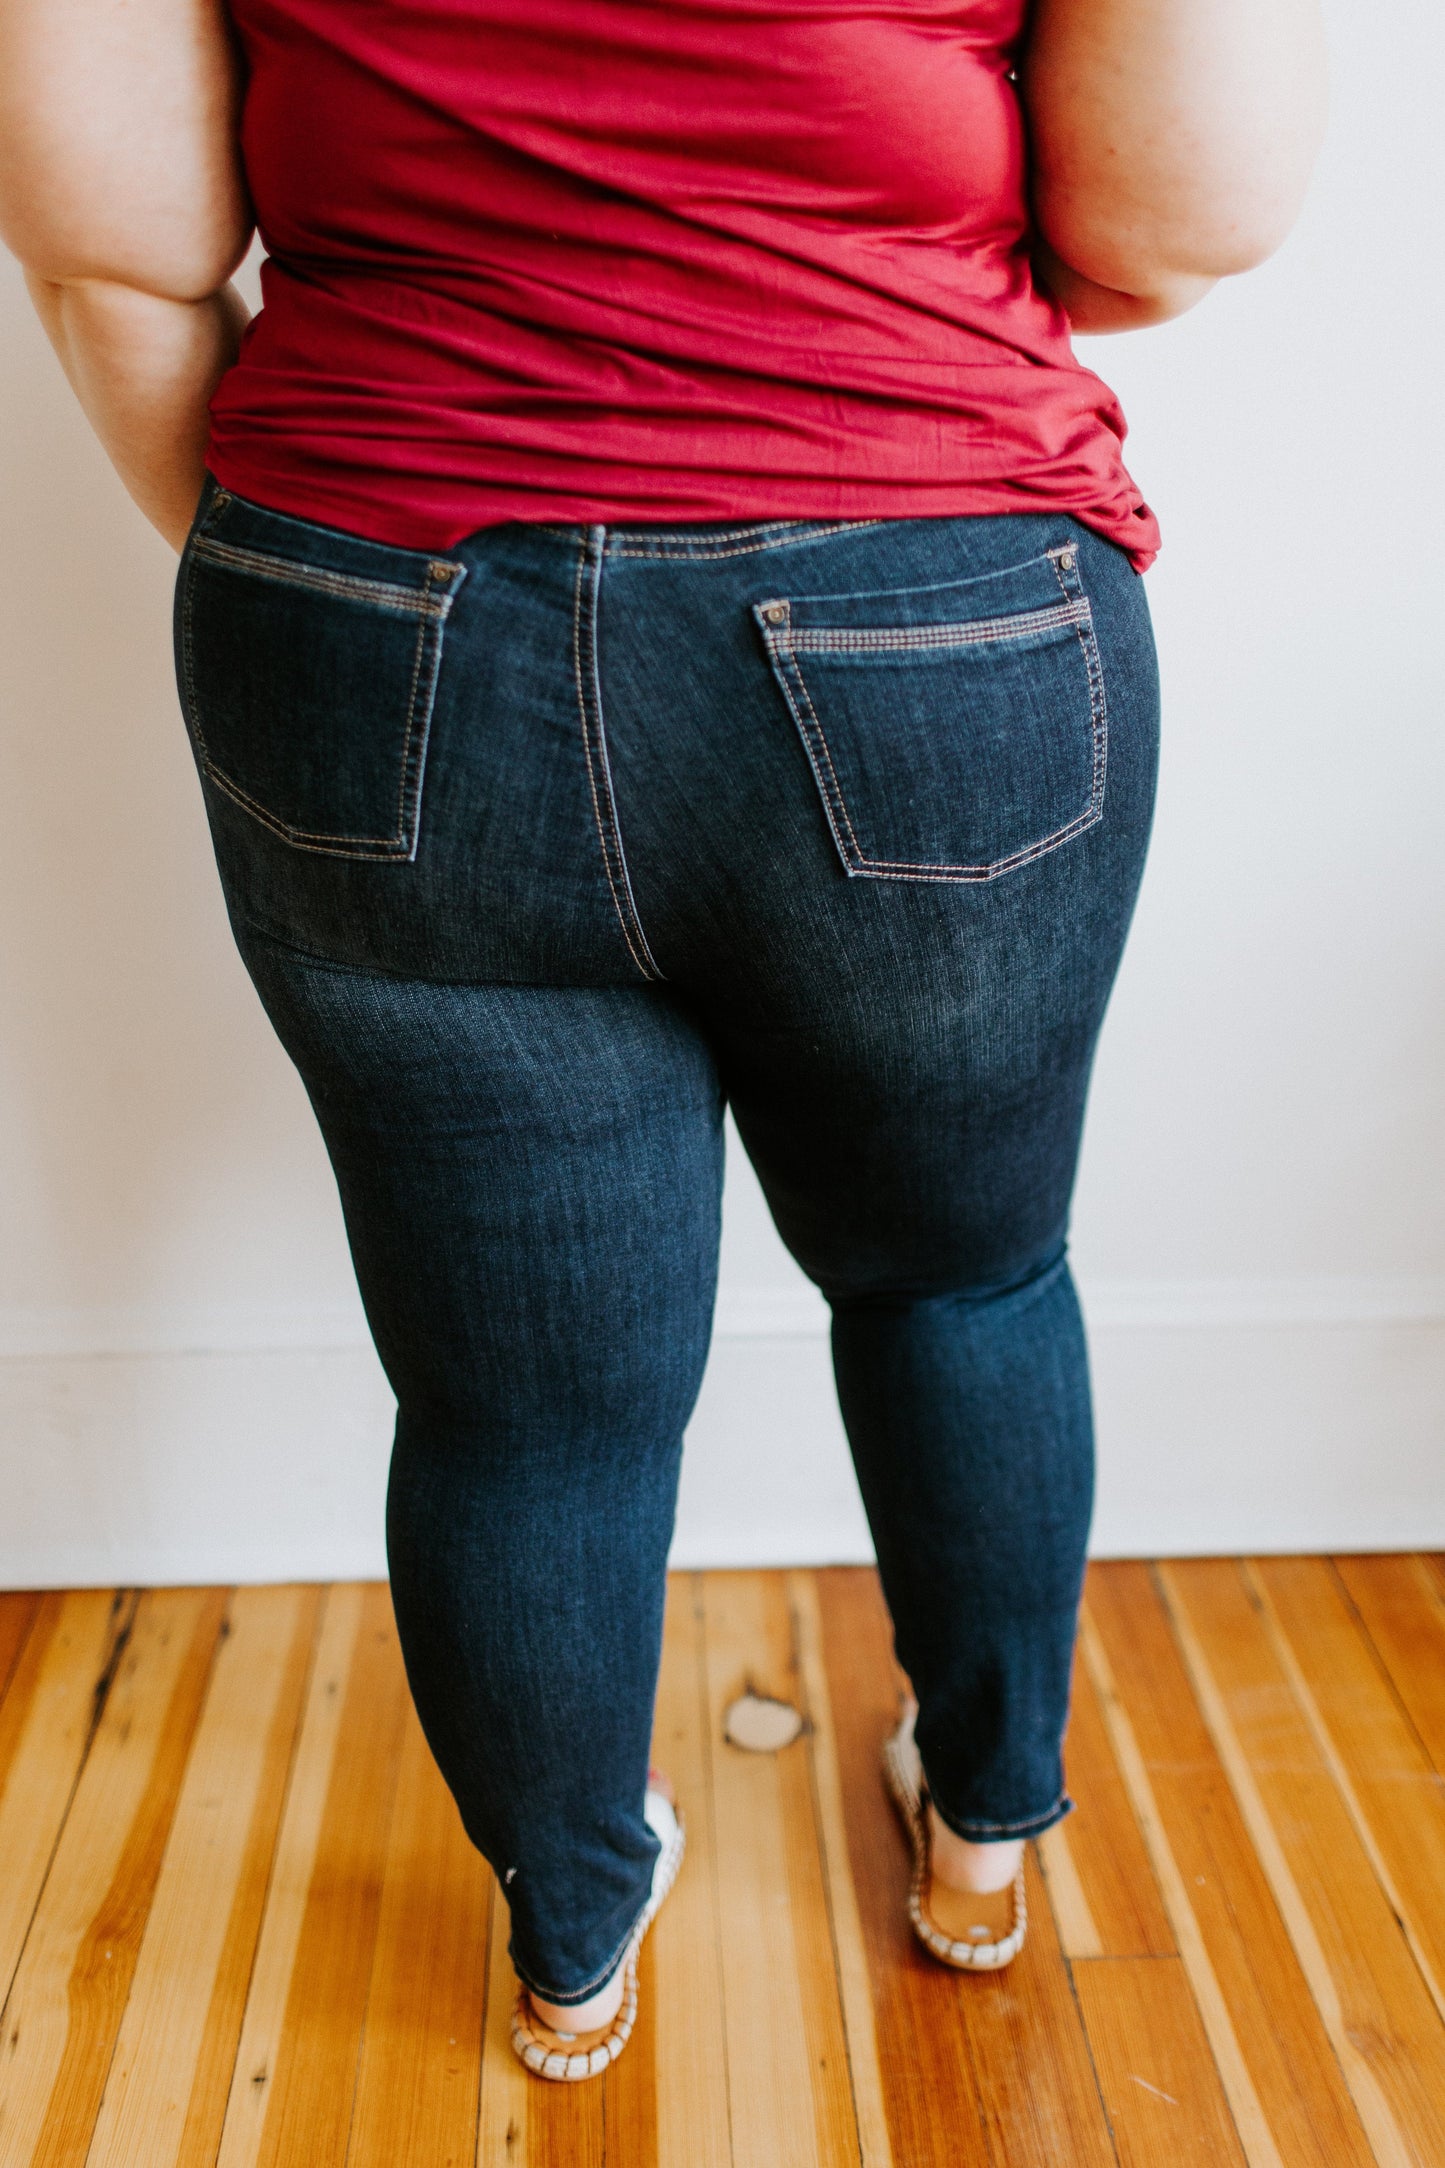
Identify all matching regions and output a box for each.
[883,1709,1027,1971]
[510,1789,685,2082]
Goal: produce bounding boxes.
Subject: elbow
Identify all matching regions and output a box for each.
[1029,82,1329,301]
[1139,184,1316,282]
[0,156,253,305]
[1033,172,1314,304]
[6,224,253,308]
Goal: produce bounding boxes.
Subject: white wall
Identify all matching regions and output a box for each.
[2,0,1442,1586]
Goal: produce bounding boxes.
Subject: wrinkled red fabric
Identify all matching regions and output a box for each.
[209,0,1158,565]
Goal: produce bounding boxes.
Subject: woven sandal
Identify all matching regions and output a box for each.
[883,1702,1027,1970]
[510,1772,685,2082]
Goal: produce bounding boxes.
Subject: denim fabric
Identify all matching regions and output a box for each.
[175,479,1159,2002]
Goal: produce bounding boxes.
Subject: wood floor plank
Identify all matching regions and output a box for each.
[0,1591,42,1714]
[472,1865,609,2166]
[1160,1558,1445,2168]
[214,1584,369,2168]
[771,1585,871,2168]
[701,1569,856,2168]
[1078,1609,1283,2168]
[813,1567,996,2168]
[1334,1555,1445,1777]
[1083,1562,1374,2168]
[7,1558,1443,2168]
[961,1843,1118,2168]
[242,1582,409,2168]
[0,1591,135,2013]
[650,1573,730,2168]
[1072,1957,1248,2168]
[475,1877,529,2168]
[1247,1556,1445,2027]
[789,1569,894,2168]
[0,1587,227,2168]
[528,2060,603,2168]
[601,1931,659,2167]
[172,1589,323,2168]
[1035,1822,1102,1959]
[1039,1632,1174,1960]
[345,1694,491,2168]
[810,1570,1115,2168]
[84,1586,320,2168]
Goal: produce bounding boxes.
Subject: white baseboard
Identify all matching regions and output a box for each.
[675,1302,1445,1564]
[0,1285,1441,1586]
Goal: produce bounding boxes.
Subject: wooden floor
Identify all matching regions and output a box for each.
[1,1562,1444,2167]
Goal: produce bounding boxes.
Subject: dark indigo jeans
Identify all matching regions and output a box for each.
[174,479,1159,2004]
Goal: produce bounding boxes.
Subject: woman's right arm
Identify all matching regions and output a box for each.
[0,0,254,548]
[1022,0,1328,332]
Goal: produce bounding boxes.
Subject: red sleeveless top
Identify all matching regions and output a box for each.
[208,0,1159,566]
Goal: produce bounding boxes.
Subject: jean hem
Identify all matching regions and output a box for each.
[509,1888,650,2009]
[927,1791,1074,1843]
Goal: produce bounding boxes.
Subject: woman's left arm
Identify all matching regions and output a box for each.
[1022,0,1329,332]
[0,0,254,548]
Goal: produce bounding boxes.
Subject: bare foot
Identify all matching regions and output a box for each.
[527,1965,625,2037]
[927,1804,1023,1894]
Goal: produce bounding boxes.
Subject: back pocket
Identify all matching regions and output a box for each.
[753,542,1106,882]
[177,487,467,860]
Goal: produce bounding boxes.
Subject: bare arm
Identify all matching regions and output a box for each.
[1022,0,1328,332]
[0,0,254,548]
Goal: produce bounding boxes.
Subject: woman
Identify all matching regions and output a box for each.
[0,0,1324,2083]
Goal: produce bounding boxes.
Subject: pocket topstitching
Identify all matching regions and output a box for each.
[753,543,1107,882]
[178,491,467,861]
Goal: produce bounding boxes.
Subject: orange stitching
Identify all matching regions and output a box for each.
[572,533,660,981]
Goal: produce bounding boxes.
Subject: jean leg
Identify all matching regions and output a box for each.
[236,933,724,2002]
[592,518,1158,1844]
[710,821,1149,1834]
[724,990,1102,1839]
[828,1248,1093,1838]
[711,836,1152,1835]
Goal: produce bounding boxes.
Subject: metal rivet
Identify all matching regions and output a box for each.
[1057,548,1077,572]
[429,560,454,582]
[763,603,787,624]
